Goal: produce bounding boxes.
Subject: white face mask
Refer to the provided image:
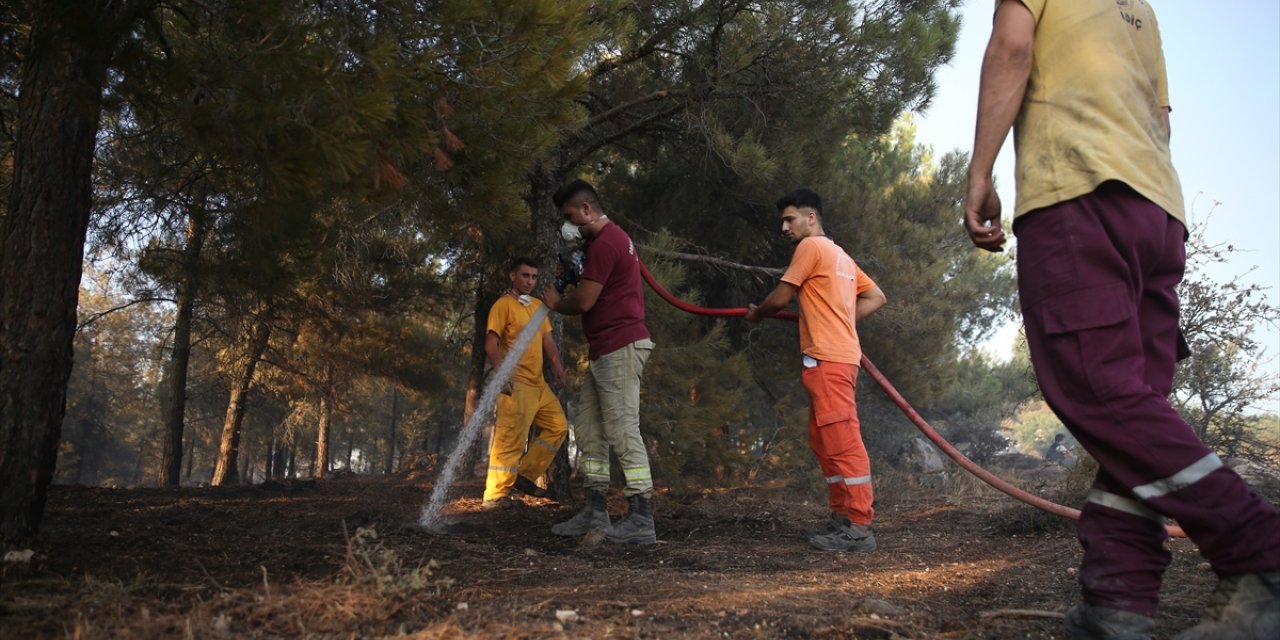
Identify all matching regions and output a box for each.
[560,214,606,243]
[516,294,533,307]
[560,220,583,243]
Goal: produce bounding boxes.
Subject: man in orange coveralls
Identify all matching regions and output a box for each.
[746,187,886,551]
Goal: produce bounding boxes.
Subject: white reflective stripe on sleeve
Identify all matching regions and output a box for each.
[1132,453,1223,500]
[1087,489,1162,521]
[844,475,871,485]
[825,475,843,484]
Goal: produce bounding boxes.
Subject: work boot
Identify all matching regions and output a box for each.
[1063,602,1154,640]
[806,512,842,539]
[551,490,611,536]
[607,495,657,545]
[480,495,518,510]
[809,516,876,552]
[513,475,550,499]
[1172,571,1280,640]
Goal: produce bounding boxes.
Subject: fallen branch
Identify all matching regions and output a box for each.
[640,246,784,277]
[979,609,1065,620]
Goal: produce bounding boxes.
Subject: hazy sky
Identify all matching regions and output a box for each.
[911,1,1280,411]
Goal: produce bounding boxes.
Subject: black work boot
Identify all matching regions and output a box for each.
[1173,571,1280,640]
[1064,602,1155,640]
[513,475,550,499]
[606,495,656,545]
[551,490,611,536]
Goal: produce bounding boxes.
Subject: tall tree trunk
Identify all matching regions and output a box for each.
[463,239,505,477]
[184,436,196,483]
[384,387,398,474]
[528,166,574,498]
[0,0,155,544]
[158,209,206,486]
[211,303,274,485]
[76,417,100,486]
[315,393,332,479]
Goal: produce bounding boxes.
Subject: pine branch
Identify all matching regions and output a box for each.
[639,246,783,277]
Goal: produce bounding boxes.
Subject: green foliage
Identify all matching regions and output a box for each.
[1174,213,1280,462]
[342,526,453,596]
[639,232,758,491]
[60,267,170,485]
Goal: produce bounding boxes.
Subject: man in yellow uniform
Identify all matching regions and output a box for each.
[482,257,569,509]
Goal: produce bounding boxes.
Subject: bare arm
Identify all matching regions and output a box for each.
[855,285,887,321]
[964,0,1035,252]
[745,281,798,324]
[484,330,503,371]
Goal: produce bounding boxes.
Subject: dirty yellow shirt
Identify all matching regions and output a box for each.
[1007,0,1184,224]
[486,294,552,386]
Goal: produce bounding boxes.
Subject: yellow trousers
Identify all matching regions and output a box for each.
[484,381,569,501]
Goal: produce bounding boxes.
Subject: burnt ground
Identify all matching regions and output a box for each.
[0,467,1229,639]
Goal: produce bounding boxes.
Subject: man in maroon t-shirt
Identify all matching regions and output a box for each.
[543,180,657,545]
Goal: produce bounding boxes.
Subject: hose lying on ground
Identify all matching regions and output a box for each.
[637,259,1188,538]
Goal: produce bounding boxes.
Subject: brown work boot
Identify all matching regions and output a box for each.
[1064,603,1154,640]
[1173,572,1280,640]
[480,495,519,510]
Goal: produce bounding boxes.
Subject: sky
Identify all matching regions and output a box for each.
[911,1,1280,411]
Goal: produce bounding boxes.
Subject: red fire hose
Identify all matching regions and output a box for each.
[638,260,1187,538]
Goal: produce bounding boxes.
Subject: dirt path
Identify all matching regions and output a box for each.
[1,474,1217,639]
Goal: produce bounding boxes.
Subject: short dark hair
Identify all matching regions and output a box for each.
[776,187,823,217]
[509,256,539,272]
[1054,433,1066,442]
[552,179,601,209]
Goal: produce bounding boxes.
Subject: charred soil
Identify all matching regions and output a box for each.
[1,470,1226,639]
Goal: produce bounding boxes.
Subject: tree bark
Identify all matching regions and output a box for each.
[463,247,502,477]
[211,302,274,485]
[315,391,332,479]
[383,387,398,475]
[528,165,575,498]
[0,0,155,543]
[158,209,206,486]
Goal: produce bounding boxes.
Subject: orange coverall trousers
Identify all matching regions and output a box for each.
[802,359,874,525]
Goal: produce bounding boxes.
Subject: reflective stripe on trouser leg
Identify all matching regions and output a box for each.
[516,383,570,480]
[574,361,610,493]
[590,339,654,498]
[484,385,537,501]
[1015,189,1280,614]
[803,360,873,525]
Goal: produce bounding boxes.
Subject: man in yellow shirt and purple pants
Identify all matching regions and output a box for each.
[966,2,1280,638]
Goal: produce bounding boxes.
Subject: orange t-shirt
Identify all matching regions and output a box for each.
[781,236,875,365]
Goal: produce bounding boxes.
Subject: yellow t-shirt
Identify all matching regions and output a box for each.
[781,236,877,366]
[486,294,552,386]
[1007,0,1184,224]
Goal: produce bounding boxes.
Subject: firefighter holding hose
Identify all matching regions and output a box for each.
[746,187,886,552]
[543,179,658,546]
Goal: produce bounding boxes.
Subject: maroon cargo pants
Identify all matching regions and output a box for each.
[1014,182,1280,617]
